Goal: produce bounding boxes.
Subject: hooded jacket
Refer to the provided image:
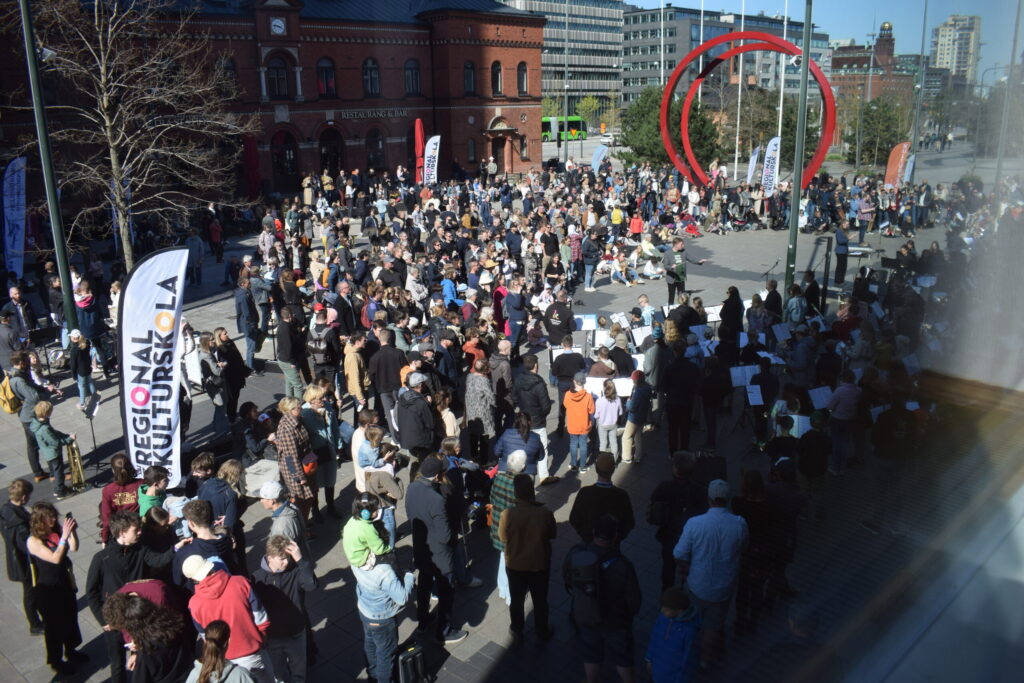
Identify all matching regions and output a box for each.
[198,478,242,531]
[645,606,701,683]
[0,501,31,582]
[514,371,552,425]
[563,388,595,436]
[188,569,270,660]
[405,477,453,574]
[251,556,318,639]
[396,389,436,452]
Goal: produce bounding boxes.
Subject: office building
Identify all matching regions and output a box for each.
[621,3,831,105]
[931,15,982,84]
[498,0,624,112]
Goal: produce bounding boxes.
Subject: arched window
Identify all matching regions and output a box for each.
[404,59,421,96]
[463,61,476,95]
[362,58,381,97]
[366,128,385,170]
[467,138,477,163]
[267,57,289,99]
[517,61,528,95]
[218,57,237,98]
[490,61,502,96]
[316,58,336,98]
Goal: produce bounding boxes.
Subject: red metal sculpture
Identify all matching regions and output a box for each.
[660,31,836,190]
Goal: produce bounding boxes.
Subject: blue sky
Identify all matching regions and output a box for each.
[630,0,1019,77]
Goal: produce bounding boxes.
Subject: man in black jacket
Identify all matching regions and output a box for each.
[665,353,702,454]
[235,277,261,374]
[581,230,602,292]
[333,280,360,338]
[405,457,468,645]
[252,535,318,683]
[550,335,585,433]
[647,452,708,589]
[367,328,407,438]
[276,307,306,398]
[544,289,575,343]
[86,511,182,683]
[396,373,437,470]
[514,354,555,480]
[1,479,41,634]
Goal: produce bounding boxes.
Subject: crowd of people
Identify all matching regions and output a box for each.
[0,152,1021,683]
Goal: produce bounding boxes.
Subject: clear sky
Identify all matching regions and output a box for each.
[629,0,1020,78]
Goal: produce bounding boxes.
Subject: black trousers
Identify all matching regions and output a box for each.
[666,402,693,454]
[104,627,127,683]
[19,578,41,630]
[414,558,454,639]
[660,541,678,590]
[834,253,848,285]
[36,584,81,666]
[507,567,550,635]
[22,421,43,476]
[667,279,685,307]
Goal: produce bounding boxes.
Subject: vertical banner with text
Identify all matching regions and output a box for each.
[746,146,761,185]
[119,247,189,486]
[885,142,910,187]
[423,135,441,185]
[760,136,782,197]
[2,157,27,279]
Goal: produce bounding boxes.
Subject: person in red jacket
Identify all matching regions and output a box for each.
[99,453,142,547]
[182,555,275,682]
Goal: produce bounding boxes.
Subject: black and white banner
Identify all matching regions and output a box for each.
[760,136,782,197]
[423,135,441,185]
[119,247,189,485]
[2,157,26,279]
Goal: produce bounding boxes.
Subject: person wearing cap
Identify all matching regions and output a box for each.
[67,329,98,411]
[564,371,595,472]
[673,479,748,670]
[395,371,437,470]
[500,474,557,645]
[404,456,468,645]
[259,480,311,562]
[183,555,275,682]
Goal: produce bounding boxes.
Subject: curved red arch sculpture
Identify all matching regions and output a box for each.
[659,31,836,190]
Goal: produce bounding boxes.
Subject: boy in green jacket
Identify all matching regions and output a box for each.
[342,493,391,569]
[29,401,75,500]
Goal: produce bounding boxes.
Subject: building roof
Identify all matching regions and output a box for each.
[197,0,536,24]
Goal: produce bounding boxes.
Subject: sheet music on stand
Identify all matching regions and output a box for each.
[690,324,708,339]
[593,329,610,349]
[706,305,723,323]
[808,386,833,411]
[792,414,812,438]
[663,304,679,316]
[609,312,629,327]
[575,314,598,331]
[551,346,583,361]
[701,339,719,357]
[631,325,652,347]
[771,324,791,342]
[729,365,759,387]
[755,351,786,365]
[746,385,764,406]
[631,354,644,370]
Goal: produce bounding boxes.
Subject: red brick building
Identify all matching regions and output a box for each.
[1,0,545,198]
[206,0,545,195]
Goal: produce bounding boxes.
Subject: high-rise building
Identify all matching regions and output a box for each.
[620,4,831,106]
[931,15,982,83]
[497,0,624,112]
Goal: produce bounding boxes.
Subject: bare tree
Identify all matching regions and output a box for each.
[7,0,257,269]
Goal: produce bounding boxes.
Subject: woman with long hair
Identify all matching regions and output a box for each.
[26,502,85,676]
[199,332,230,434]
[595,379,623,461]
[102,593,192,683]
[185,621,254,683]
[275,396,315,531]
[491,411,545,477]
[212,327,248,423]
[67,329,96,411]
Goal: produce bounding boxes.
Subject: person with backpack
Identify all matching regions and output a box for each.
[8,351,48,481]
[305,308,341,387]
[563,514,642,683]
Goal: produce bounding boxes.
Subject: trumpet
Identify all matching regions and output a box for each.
[67,440,87,492]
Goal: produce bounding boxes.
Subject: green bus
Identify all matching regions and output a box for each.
[541,116,588,142]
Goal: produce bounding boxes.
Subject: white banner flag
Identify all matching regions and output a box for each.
[760,136,782,197]
[2,157,26,279]
[903,154,915,186]
[119,247,189,487]
[746,146,761,186]
[423,135,441,185]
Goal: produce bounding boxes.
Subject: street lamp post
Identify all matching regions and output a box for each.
[994,0,1022,202]
[16,0,78,328]
[784,0,814,293]
[973,66,1004,163]
[562,0,569,166]
[907,0,929,186]
[855,33,877,171]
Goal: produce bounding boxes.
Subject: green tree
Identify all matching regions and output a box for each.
[600,91,621,131]
[542,97,561,118]
[575,95,602,128]
[618,87,723,168]
[780,95,821,173]
[842,94,906,167]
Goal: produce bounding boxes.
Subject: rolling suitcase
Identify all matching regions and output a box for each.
[398,642,432,683]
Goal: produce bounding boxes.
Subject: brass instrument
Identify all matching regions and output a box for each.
[67,440,87,492]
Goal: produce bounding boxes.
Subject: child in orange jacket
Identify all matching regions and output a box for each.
[563,372,595,472]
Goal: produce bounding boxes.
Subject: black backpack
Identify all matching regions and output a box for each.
[307,325,331,366]
[566,544,620,626]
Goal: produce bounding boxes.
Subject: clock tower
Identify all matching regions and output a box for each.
[254,0,303,103]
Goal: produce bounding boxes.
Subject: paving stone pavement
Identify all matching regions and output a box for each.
[0,219,1020,682]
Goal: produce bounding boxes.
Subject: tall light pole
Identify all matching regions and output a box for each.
[994,0,1022,202]
[907,0,929,186]
[974,65,1004,162]
[776,0,789,138]
[733,0,746,180]
[16,0,77,328]
[660,0,665,85]
[784,0,814,294]
[698,0,705,102]
[855,31,877,171]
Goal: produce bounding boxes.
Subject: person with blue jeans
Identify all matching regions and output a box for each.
[351,548,415,683]
[504,276,528,353]
[563,372,595,472]
[234,277,260,373]
[67,331,96,410]
[581,230,602,292]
